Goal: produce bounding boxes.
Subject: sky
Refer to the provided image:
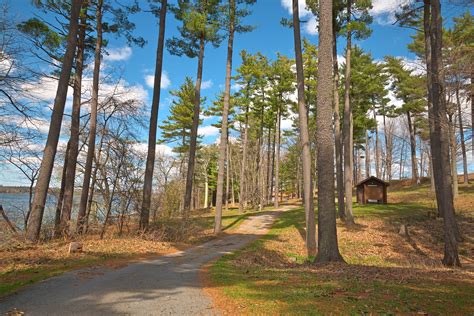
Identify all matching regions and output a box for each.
[1,0,472,186]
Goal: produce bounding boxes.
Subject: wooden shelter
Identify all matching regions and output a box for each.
[356,176,389,204]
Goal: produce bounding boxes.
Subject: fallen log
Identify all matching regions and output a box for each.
[0,204,18,234]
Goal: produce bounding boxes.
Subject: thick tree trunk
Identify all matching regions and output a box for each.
[314,0,344,263]
[140,0,167,230]
[60,9,87,234]
[265,126,273,205]
[274,109,281,208]
[406,111,419,184]
[342,0,354,224]
[427,0,460,267]
[214,1,234,232]
[184,34,205,214]
[25,0,82,242]
[293,0,316,257]
[333,30,345,220]
[455,87,469,184]
[383,113,393,181]
[77,0,103,234]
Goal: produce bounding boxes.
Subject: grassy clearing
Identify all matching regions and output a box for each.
[0,206,262,297]
[207,184,474,315]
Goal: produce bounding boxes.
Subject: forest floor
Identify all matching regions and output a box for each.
[0,206,275,298]
[205,182,474,315]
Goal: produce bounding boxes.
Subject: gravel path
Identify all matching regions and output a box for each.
[1,208,290,315]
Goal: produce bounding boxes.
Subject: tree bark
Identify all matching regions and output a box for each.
[314,0,344,263]
[427,0,460,267]
[140,0,167,230]
[238,101,250,212]
[365,131,370,177]
[54,141,70,236]
[332,30,345,220]
[292,0,316,257]
[77,0,103,234]
[406,111,419,184]
[214,0,234,232]
[448,113,459,198]
[455,87,469,184]
[274,108,281,208]
[26,0,82,242]
[342,0,354,224]
[60,8,88,234]
[374,109,381,178]
[184,34,205,214]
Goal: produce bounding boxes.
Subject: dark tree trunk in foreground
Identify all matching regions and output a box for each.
[140,0,167,231]
[315,0,344,263]
[77,0,103,234]
[60,9,88,234]
[25,0,82,242]
[342,0,354,224]
[332,29,345,220]
[215,0,235,233]
[184,35,205,214]
[426,0,460,267]
[292,0,316,257]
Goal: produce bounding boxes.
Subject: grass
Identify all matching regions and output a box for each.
[207,184,474,315]
[0,205,265,297]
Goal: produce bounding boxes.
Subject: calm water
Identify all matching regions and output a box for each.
[0,192,58,228]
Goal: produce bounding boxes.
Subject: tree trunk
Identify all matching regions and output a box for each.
[374,110,381,178]
[292,0,316,257]
[455,87,469,184]
[225,140,231,211]
[427,0,460,266]
[214,0,234,232]
[184,34,205,214]
[448,114,459,198]
[314,0,344,263]
[333,30,345,219]
[365,131,370,178]
[238,100,250,212]
[77,0,103,234]
[60,9,87,234]
[140,0,167,230]
[406,111,419,184]
[54,141,70,236]
[342,0,354,224]
[274,108,281,208]
[25,0,82,242]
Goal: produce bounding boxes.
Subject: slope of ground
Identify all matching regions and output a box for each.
[206,184,474,315]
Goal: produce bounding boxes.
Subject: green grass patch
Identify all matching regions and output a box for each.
[209,204,474,314]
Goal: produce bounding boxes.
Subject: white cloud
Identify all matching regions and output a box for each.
[303,16,318,35]
[198,125,219,137]
[281,0,311,17]
[201,80,213,89]
[231,83,243,91]
[133,142,173,156]
[370,0,415,24]
[200,114,215,121]
[281,117,294,130]
[281,0,317,34]
[104,46,133,62]
[145,71,171,89]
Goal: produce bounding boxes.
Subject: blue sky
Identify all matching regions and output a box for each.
[1,0,472,186]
